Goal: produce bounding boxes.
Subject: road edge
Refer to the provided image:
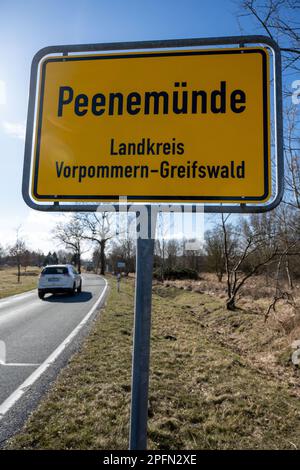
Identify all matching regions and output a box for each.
[0,276,109,447]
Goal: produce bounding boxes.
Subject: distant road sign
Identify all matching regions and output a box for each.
[22,36,283,212]
[117,262,126,269]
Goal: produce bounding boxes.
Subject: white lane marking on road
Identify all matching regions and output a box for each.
[0,278,108,417]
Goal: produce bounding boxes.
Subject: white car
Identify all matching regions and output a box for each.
[38,264,82,299]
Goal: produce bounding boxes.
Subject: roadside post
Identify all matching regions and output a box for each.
[130,206,157,449]
[22,36,283,450]
[116,273,121,293]
[116,261,125,292]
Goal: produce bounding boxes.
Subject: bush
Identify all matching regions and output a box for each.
[153,267,199,281]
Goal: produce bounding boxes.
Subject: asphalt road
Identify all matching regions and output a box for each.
[0,273,107,409]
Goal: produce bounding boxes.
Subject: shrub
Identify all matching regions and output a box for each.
[153,267,199,281]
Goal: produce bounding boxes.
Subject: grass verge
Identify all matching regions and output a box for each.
[6,277,300,449]
[0,267,39,299]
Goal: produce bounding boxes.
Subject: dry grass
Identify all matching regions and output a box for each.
[5,276,300,450]
[0,266,40,299]
[165,273,300,339]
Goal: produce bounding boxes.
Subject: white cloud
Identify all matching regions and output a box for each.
[22,211,68,252]
[2,120,26,140]
[0,80,6,105]
[0,210,95,258]
[0,212,67,253]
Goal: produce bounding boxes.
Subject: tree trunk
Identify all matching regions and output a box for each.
[77,251,81,274]
[285,255,293,290]
[95,252,100,274]
[226,297,236,311]
[100,241,106,275]
[17,262,21,283]
[160,257,165,282]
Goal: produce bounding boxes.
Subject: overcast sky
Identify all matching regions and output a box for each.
[0,0,268,253]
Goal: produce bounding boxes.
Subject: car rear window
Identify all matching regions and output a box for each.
[42,267,68,275]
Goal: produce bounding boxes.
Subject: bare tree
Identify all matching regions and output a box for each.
[221,214,278,310]
[282,106,300,209]
[205,224,238,282]
[239,0,300,73]
[109,236,136,274]
[0,244,5,266]
[9,227,27,283]
[165,239,181,271]
[263,207,300,320]
[276,206,297,289]
[56,249,73,265]
[239,1,300,204]
[181,238,204,273]
[238,0,300,312]
[155,212,169,281]
[77,213,114,275]
[22,250,31,273]
[53,216,86,273]
[264,238,300,327]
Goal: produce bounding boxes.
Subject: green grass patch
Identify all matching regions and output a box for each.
[6,277,300,450]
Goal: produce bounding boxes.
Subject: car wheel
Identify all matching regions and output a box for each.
[77,281,82,294]
[38,291,45,300]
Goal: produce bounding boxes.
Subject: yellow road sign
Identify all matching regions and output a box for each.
[31,47,270,203]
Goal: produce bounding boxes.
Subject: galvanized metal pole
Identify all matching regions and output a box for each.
[129,205,157,450]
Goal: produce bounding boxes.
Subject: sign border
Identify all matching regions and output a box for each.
[22,35,283,213]
[33,48,269,203]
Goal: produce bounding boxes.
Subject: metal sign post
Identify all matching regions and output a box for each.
[129,206,157,450]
